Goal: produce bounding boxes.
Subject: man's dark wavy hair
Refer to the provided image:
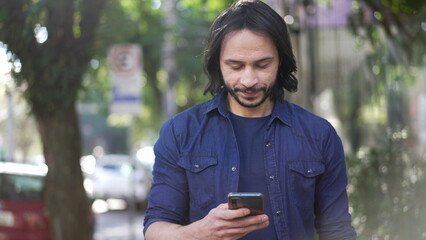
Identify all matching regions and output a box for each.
[203,0,298,100]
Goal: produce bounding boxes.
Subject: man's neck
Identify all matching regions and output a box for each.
[228,98,274,118]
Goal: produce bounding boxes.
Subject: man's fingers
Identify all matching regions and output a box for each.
[219,215,270,238]
[216,203,251,219]
[217,203,229,209]
[232,214,269,228]
[203,204,270,240]
[225,208,251,219]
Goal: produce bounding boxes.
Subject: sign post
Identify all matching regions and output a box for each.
[107,45,142,239]
[108,44,142,115]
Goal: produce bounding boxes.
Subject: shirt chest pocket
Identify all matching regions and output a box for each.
[288,161,325,212]
[289,161,325,178]
[178,155,218,173]
[178,155,218,210]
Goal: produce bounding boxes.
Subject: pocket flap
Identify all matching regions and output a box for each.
[178,155,218,173]
[289,161,324,177]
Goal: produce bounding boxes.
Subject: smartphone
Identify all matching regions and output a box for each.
[227,192,264,215]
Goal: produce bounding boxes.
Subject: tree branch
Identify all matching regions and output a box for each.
[0,0,39,63]
[363,0,393,38]
[78,0,107,61]
[46,0,74,49]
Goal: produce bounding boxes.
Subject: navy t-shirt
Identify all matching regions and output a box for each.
[230,113,277,239]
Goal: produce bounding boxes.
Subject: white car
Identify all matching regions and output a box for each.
[82,154,151,209]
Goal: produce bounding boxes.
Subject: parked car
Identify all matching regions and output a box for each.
[0,162,50,240]
[82,154,151,209]
[0,161,95,240]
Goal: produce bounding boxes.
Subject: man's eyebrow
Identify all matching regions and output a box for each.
[223,57,275,64]
[224,59,243,64]
[255,57,274,63]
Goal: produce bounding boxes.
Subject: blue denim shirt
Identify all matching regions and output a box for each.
[143,91,356,239]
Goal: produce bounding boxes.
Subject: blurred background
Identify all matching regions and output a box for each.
[0,0,425,239]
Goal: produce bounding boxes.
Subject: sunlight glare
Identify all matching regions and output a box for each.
[92,199,109,214]
[34,24,48,44]
[0,45,12,76]
[152,0,161,10]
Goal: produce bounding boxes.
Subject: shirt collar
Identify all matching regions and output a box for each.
[270,98,292,127]
[204,89,231,117]
[204,89,292,127]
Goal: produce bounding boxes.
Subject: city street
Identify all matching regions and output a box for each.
[94,209,145,240]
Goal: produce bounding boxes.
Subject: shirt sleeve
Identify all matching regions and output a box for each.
[314,124,357,240]
[143,119,189,234]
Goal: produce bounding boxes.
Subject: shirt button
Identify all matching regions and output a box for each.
[275,211,282,216]
[266,142,272,148]
[231,166,237,171]
[269,175,276,180]
[194,164,200,168]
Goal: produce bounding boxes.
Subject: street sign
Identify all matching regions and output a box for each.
[108,44,142,115]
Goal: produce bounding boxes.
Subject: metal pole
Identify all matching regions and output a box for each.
[304,0,318,111]
[5,85,15,162]
[128,117,136,240]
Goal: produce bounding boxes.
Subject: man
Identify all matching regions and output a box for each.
[143,1,356,239]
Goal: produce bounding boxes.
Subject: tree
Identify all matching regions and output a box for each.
[349,0,425,66]
[337,0,426,238]
[0,0,106,239]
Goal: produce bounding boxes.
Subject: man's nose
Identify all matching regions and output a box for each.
[240,67,258,87]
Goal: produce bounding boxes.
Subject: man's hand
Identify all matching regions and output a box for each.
[191,203,269,240]
[145,203,269,240]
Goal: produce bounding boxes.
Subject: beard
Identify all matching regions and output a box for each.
[224,84,274,108]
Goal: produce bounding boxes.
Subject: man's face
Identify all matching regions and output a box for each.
[219,29,279,116]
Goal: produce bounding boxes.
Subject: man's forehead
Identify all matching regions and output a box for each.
[223,29,269,41]
[220,30,277,58]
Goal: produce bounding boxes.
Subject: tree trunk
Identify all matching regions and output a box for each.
[35,106,92,240]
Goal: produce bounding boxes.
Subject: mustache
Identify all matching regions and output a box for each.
[234,86,267,92]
